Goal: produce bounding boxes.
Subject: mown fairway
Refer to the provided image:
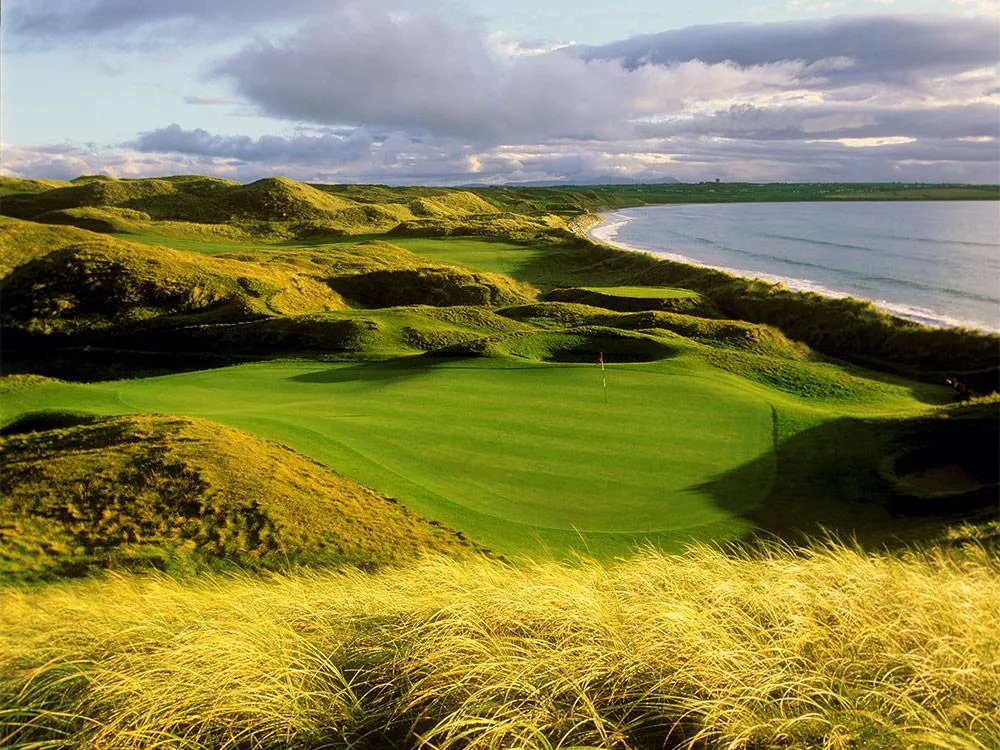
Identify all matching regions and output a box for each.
[3,356,789,558]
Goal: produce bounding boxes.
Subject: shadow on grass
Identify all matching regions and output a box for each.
[1,348,263,383]
[288,354,458,384]
[699,406,1000,549]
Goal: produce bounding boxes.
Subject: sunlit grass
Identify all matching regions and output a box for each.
[1,539,997,749]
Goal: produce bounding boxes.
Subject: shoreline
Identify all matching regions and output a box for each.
[583,209,999,334]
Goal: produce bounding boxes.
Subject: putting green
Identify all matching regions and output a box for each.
[3,357,776,558]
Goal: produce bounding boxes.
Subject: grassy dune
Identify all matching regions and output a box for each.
[0,413,476,581]
[1,540,997,749]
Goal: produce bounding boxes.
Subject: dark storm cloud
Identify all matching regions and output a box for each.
[576,14,999,85]
[132,124,374,164]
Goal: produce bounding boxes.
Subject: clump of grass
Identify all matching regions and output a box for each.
[1,540,996,748]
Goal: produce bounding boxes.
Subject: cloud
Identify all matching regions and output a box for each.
[639,102,1000,141]
[577,14,999,86]
[6,0,344,37]
[132,123,375,163]
[210,9,998,147]
[183,96,236,106]
[212,6,811,143]
[5,5,998,185]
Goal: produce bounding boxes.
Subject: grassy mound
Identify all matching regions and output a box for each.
[0,413,478,582]
[223,177,357,221]
[0,177,180,219]
[1,237,348,334]
[408,191,500,217]
[1,541,996,748]
[0,215,99,277]
[33,206,152,233]
[330,267,533,309]
[120,307,536,357]
[0,176,239,223]
[0,176,72,196]
[441,325,682,363]
[500,303,809,359]
[2,234,543,364]
[545,285,709,314]
[0,177,526,238]
[388,213,562,241]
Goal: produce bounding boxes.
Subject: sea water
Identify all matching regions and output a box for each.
[589,201,1000,332]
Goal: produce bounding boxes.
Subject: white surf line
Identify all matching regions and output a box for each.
[586,211,998,333]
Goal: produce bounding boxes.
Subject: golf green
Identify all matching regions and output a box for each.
[4,357,776,558]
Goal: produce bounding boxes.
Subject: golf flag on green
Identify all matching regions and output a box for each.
[598,352,607,403]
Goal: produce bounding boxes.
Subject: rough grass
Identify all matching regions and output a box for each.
[34,206,154,233]
[500,304,809,359]
[0,176,521,238]
[0,215,98,277]
[1,540,996,749]
[441,325,683,363]
[0,176,72,196]
[0,413,476,582]
[120,307,537,358]
[1,238,348,334]
[330,267,534,309]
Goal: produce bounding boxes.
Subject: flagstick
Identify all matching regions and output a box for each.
[600,352,608,403]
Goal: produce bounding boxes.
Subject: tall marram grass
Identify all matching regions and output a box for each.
[1,541,997,749]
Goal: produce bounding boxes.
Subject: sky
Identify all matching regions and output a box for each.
[2,0,998,185]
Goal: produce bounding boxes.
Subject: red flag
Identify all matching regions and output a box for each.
[597,352,604,366]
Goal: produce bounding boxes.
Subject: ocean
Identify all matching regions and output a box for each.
[589,201,1000,332]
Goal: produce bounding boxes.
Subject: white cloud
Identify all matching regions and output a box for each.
[4,6,998,185]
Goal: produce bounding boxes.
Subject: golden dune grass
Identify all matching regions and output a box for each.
[1,540,997,749]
